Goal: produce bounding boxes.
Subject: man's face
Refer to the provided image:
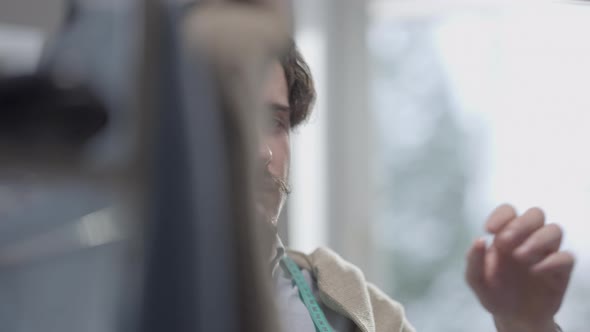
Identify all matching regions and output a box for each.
[255,61,291,225]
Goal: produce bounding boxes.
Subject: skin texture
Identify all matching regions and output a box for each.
[255,61,292,226]
[466,204,575,332]
[262,59,574,332]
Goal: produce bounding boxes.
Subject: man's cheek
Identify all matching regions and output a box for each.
[281,139,291,178]
[283,152,291,178]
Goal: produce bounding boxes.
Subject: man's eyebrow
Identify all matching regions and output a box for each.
[269,103,291,113]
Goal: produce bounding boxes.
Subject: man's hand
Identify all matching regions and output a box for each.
[465,204,575,332]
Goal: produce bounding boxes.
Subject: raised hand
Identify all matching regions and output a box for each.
[466,205,574,332]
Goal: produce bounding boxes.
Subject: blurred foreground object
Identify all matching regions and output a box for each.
[0,0,290,331]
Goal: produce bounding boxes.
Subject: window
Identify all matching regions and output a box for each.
[370,3,590,331]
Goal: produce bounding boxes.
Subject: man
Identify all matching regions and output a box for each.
[256,41,574,332]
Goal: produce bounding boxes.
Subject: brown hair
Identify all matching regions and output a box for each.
[280,40,316,128]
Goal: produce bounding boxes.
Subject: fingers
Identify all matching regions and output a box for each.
[513,223,562,265]
[531,251,575,279]
[465,237,487,290]
[493,207,545,254]
[486,204,518,233]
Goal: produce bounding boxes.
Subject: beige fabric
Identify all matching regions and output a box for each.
[288,247,415,332]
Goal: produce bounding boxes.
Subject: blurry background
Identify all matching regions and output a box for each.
[1,0,589,331]
[0,1,130,331]
[0,0,62,75]
[289,1,590,331]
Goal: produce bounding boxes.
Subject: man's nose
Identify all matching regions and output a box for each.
[258,140,273,167]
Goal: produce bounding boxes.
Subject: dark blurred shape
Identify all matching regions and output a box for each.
[135,1,216,332]
[138,0,287,331]
[0,73,108,146]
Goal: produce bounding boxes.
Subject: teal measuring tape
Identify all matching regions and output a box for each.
[281,256,334,332]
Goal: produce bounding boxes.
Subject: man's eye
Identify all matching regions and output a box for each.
[273,118,287,130]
